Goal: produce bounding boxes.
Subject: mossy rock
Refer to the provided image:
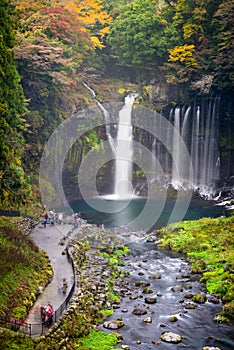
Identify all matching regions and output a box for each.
[222,301,234,319]
[192,293,207,303]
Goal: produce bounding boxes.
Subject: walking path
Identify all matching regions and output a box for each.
[25,221,82,335]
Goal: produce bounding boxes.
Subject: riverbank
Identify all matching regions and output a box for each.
[157,215,234,322]
[30,220,234,349]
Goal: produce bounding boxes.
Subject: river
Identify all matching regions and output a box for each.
[98,232,234,349]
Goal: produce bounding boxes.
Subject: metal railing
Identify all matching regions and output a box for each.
[0,245,76,337]
[0,209,20,217]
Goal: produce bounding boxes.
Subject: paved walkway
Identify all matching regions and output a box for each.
[25,221,81,334]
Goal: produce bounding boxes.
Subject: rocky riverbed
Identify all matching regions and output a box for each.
[70,225,233,350]
[37,224,234,349]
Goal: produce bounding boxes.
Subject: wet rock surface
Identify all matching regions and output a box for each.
[160,331,182,343]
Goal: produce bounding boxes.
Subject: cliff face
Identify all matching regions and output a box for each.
[60,77,233,202]
[144,77,234,184]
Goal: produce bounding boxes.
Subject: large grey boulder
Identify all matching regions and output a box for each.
[160,331,182,343]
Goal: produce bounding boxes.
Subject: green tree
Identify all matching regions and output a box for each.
[0,0,31,208]
[107,0,168,66]
[211,0,234,88]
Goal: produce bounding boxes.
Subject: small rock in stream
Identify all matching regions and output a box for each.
[149,273,161,279]
[185,302,197,309]
[169,315,178,322]
[160,331,182,344]
[208,296,219,304]
[135,281,150,288]
[143,316,152,323]
[142,287,154,294]
[145,297,157,304]
[146,236,157,242]
[202,347,222,350]
[192,293,207,303]
[132,307,147,315]
[184,292,193,299]
[121,308,128,313]
[171,285,183,292]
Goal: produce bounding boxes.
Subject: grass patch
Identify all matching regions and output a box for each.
[0,217,52,320]
[0,328,35,350]
[77,330,121,350]
[99,244,130,266]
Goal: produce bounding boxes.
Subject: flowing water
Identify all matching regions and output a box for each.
[100,237,234,349]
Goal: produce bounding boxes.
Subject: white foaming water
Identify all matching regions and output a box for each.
[113,94,137,199]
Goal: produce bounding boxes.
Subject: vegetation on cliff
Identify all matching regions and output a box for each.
[0,1,31,209]
[0,217,52,321]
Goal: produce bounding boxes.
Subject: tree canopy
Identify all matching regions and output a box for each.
[0,0,233,209]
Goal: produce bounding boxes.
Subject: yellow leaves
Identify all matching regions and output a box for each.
[168,44,197,67]
[99,26,110,38]
[90,36,104,49]
[65,0,112,49]
[183,23,194,39]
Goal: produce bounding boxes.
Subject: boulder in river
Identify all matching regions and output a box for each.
[202,347,222,350]
[160,331,182,343]
[103,319,125,329]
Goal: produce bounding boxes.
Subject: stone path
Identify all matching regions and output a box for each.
[25,221,83,335]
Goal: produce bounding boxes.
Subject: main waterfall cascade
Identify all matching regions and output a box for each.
[114,94,137,199]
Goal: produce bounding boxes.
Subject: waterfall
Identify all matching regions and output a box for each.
[83,83,116,153]
[82,82,220,198]
[114,94,137,199]
[171,107,182,188]
[169,99,219,196]
[83,82,137,199]
[190,106,200,186]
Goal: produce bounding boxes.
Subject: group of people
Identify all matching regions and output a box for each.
[43,210,87,228]
[43,211,55,228]
[40,302,54,326]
